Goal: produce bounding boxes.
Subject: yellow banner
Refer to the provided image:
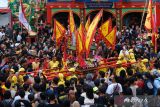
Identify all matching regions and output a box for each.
[99,18,111,36]
[105,26,116,46]
[85,16,90,31]
[54,19,66,42]
[69,10,75,33]
[145,0,152,30]
[77,23,84,53]
[85,9,103,55]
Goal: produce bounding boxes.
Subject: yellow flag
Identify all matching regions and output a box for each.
[85,16,90,31]
[145,0,152,30]
[79,23,85,41]
[77,23,85,54]
[53,19,66,44]
[69,10,75,33]
[76,31,83,54]
[85,9,103,56]
[99,18,112,36]
[105,26,117,50]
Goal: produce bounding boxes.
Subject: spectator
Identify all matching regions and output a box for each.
[13,89,32,107]
[1,91,13,107]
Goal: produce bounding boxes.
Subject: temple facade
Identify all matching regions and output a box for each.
[46,0,160,30]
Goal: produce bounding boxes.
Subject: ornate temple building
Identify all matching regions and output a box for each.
[46,0,160,30]
[1,0,160,30]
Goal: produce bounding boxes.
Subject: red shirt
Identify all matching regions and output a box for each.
[135,79,144,88]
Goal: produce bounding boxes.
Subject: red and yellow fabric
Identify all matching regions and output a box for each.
[152,12,158,53]
[79,23,85,46]
[99,18,112,37]
[145,0,152,30]
[85,16,90,31]
[69,10,75,33]
[85,9,103,57]
[103,26,117,50]
[76,23,85,54]
[53,19,66,45]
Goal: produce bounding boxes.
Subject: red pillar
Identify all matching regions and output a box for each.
[47,7,52,24]
[155,3,160,28]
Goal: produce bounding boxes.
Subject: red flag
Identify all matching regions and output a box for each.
[77,55,86,67]
[152,12,158,53]
[155,4,160,28]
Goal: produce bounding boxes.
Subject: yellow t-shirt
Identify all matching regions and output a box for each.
[32,62,40,70]
[139,62,147,72]
[129,53,136,63]
[49,61,59,69]
[99,61,107,72]
[120,59,127,64]
[115,67,126,76]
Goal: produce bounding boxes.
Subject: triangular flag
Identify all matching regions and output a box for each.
[99,18,112,37]
[105,26,117,50]
[53,19,66,45]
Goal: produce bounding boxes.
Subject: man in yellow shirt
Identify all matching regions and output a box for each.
[138,59,149,72]
[49,57,59,72]
[32,58,40,70]
[115,61,126,76]
[128,49,136,63]
[118,54,127,64]
[98,59,107,73]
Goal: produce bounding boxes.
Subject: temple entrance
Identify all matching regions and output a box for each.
[86,10,116,28]
[52,12,80,29]
[123,12,147,27]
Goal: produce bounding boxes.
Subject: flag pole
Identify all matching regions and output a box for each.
[140,0,148,43]
[153,1,157,53]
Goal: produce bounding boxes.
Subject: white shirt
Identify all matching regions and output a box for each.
[106,83,123,95]
[10,89,16,98]
[130,85,138,97]
[24,91,31,101]
[12,95,21,107]
[0,32,5,40]
[17,35,22,42]
[119,50,129,56]
[81,92,99,106]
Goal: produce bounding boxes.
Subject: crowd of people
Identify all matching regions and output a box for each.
[0,22,160,107]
